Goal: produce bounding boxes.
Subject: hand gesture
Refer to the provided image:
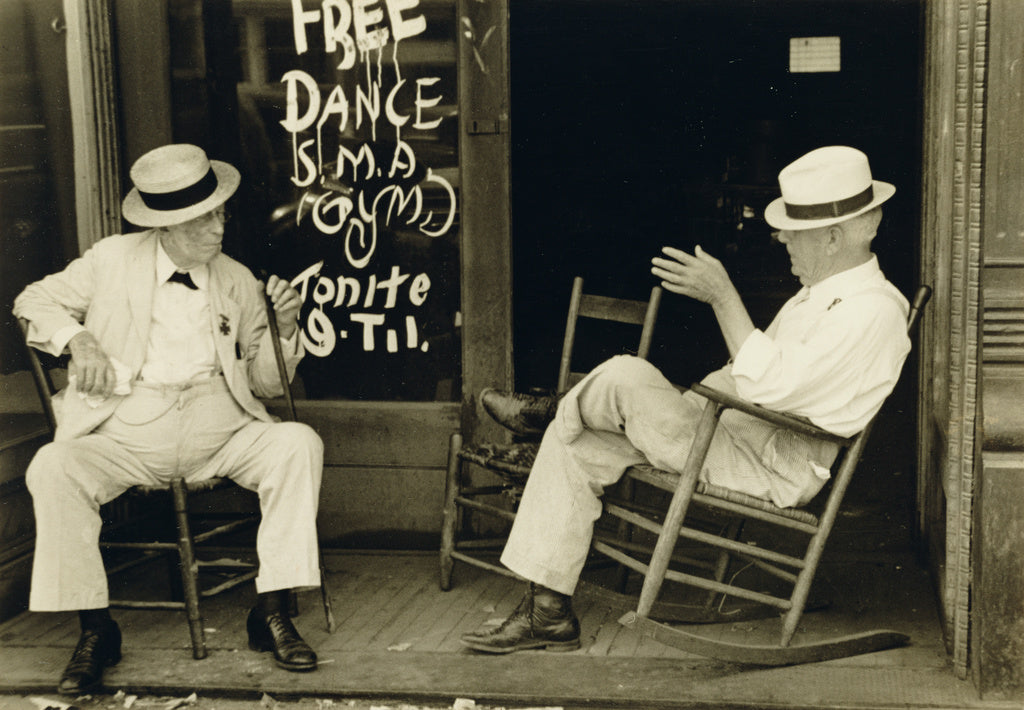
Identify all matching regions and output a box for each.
[650,245,737,307]
[68,330,116,398]
[265,274,301,340]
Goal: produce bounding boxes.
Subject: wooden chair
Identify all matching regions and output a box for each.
[439,276,662,589]
[587,285,932,665]
[17,299,334,660]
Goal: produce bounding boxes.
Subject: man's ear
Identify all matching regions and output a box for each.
[825,225,844,255]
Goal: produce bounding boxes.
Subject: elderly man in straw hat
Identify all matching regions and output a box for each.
[15,144,324,692]
[461,145,913,654]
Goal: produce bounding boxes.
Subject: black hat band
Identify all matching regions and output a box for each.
[137,168,218,212]
[784,185,874,221]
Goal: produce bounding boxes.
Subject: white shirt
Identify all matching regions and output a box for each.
[727,256,911,437]
[137,244,220,384]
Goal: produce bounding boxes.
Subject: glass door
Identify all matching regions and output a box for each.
[166,0,461,402]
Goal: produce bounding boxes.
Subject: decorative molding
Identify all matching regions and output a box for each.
[65,0,122,253]
[983,306,1024,363]
[985,257,1024,267]
[946,0,986,681]
[920,0,987,682]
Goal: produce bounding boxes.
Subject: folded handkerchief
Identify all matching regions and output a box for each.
[70,357,133,407]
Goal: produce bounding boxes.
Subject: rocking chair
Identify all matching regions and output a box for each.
[591,285,932,666]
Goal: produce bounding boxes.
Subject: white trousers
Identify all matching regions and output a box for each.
[500,355,835,595]
[26,376,324,611]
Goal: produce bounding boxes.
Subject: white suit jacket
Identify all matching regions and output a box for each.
[14,231,301,441]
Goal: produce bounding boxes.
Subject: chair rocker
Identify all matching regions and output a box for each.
[17,294,334,660]
[590,285,932,666]
[440,276,663,589]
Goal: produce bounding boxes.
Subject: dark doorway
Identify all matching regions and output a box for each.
[508,0,924,558]
[509,0,922,388]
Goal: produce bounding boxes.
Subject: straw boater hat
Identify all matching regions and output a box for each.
[121,144,240,228]
[764,146,895,231]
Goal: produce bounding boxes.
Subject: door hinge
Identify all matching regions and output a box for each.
[468,118,508,135]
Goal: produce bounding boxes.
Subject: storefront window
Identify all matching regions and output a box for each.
[167,0,460,401]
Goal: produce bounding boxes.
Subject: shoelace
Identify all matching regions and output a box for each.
[66,630,105,673]
[265,613,305,648]
[487,593,534,635]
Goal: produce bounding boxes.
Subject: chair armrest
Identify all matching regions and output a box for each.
[688,382,853,446]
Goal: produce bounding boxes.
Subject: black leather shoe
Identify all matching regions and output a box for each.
[461,583,580,654]
[480,389,559,437]
[247,607,317,672]
[58,622,122,695]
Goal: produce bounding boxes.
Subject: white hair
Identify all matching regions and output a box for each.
[839,207,883,245]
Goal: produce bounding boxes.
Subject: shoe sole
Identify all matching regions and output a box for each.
[460,638,580,654]
[248,640,318,672]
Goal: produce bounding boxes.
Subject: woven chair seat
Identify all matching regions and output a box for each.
[628,462,820,527]
[694,481,819,527]
[130,477,236,495]
[457,441,538,486]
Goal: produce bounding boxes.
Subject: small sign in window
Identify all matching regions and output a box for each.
[789,36,841,73]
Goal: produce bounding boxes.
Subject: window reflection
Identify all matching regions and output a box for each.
[168,0,461,401]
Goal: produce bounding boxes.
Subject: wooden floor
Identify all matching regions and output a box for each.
[0,546,1007,709]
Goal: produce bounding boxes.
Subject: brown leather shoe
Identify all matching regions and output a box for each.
[461,583,580,654]
[480,389,559,437]
[247,607,318,671]
[58,622,122,695]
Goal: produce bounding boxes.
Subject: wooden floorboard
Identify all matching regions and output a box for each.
[0,549,965,708]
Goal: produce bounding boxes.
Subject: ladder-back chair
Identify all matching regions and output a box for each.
[17,294,334,660]
[592,285,932,666]
[439,277,663,589]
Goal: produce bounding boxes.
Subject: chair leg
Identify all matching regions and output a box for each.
[170,478,207,660]
[163,502,185,602]
[703,518,744,610]
[439,432,462,591]
[613,476,636,593]
[636,403,721,618]
[780,529,829,646]
[319,549,336,633]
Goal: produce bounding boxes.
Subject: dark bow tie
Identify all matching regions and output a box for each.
[167,270,198,290]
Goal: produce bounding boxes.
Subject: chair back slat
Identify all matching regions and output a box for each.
[557,277,662,394]
[17,317,59,433]
[577,293,652,325]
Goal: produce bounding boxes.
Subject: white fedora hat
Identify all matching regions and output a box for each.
[764,146,895,231]
[121,144,240,228]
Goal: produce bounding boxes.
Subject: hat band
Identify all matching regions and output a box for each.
[784,185,874,221]
[137,169,218,212]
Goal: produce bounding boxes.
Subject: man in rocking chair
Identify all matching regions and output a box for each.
[461,145,912,654]
[15,144,324,693]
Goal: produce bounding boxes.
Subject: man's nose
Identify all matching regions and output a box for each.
[774,230,790,244]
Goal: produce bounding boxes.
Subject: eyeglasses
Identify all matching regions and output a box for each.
[188,206,230,226]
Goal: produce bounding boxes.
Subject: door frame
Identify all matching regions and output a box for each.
[917,0,986,681]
